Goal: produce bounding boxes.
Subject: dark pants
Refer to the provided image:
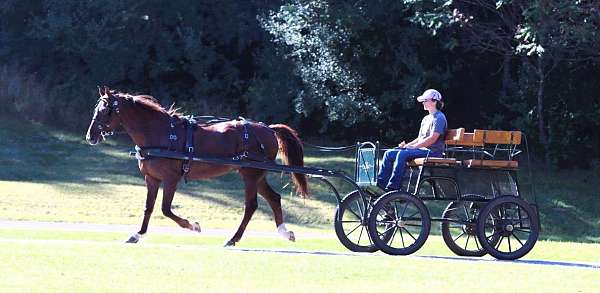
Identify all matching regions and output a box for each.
[377,148,439,190]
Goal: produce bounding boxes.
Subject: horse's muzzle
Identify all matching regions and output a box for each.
[86,132,100,145]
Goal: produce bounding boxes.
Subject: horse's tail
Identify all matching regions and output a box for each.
[269,124,309,198]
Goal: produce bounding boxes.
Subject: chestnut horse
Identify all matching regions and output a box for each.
[85,87,308,246]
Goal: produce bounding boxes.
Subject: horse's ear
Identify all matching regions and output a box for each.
[98,86,108,97]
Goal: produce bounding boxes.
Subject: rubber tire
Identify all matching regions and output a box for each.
[441,201,487,257]
[367,191,431,255]
[334,190,378,252]
[476,196,539,260]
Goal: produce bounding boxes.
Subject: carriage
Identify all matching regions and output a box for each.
[87,88,539,259]
[341,129,540,260]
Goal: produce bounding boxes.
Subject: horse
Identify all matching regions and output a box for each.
[85,86,308,246]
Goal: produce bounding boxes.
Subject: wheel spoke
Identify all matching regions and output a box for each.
[462,203,471,219]
[402,227,417,241]
[453,231,466,242]
[347,208,362,221]
[345,223,362,237]
[378,225,396,237]
[357,224,365,244]
[507,234,512,252]
[474,237,481,250]
[495,236,504,250]
[406,211,420,219]
[401,201,409,218]
[514,228,531,234]
[513,233,525,246]
[377,220,396,225]
[404,223,423,228]
[398,226,406,247]
[389,226,398,245]
[464,234,471,250]
[354,201,364,218]
[486,230,501,241]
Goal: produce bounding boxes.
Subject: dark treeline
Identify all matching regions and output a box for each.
[1,0,599,168]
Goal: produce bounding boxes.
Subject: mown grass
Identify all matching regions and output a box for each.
[0,229,599,292]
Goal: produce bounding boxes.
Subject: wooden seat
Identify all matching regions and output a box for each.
[464,159,518,169]
[407,128,465,167]
[408,157,461,166]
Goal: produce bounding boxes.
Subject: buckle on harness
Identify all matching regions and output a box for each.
[169,134,177,140]
[187,147,194,153]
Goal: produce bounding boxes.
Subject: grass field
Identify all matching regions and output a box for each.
[1,229,599,292]
[1,116,600,291]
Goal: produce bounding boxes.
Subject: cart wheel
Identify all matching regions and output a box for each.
[441,201,487,257]
[334,190,378,252]
[476,196,539,260]
[368,191,431,255]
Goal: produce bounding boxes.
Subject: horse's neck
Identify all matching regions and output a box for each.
[121,109,172,147]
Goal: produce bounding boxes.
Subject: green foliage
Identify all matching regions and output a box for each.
[260,0,380,128]
[1,0,599,165]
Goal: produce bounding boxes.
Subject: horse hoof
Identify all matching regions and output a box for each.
[191,222,201,233]
[125,233,142,243]
[288,231,296,242]
[223,240,236,247]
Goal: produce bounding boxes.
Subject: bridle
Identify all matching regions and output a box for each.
[91,94,122,138]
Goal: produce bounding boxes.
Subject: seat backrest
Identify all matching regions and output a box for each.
[444,128,465,145]
[446,128,484,147]
[473,129,522,145]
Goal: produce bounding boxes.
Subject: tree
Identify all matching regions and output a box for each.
[260,0,380,130]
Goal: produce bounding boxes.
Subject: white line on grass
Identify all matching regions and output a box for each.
[1,237,599,270]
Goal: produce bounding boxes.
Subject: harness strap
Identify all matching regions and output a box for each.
[168,116,178,151]
[240,117,250,160]
[182,116,197,183]
[235,117,267,162]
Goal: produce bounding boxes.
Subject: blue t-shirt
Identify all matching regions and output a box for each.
[418,111,447,155]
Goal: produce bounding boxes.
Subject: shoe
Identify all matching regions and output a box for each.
[376,182,387,192]
[384,185,400,192]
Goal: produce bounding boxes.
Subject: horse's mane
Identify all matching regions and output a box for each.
[116,92,183,117]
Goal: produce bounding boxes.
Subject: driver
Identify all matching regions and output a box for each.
[376,89,447,191]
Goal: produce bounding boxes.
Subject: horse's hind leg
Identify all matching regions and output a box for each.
[257,177,295,242]
[126,175,160,243]
[224,169,262,247]
[161,180,201,232]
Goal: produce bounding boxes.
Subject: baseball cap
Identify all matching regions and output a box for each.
[416,89,442,102]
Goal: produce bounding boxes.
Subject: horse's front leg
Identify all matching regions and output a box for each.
[126,175,160,243]
[161,180,201,232]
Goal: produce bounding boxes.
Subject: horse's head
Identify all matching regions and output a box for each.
[85,86,123,145]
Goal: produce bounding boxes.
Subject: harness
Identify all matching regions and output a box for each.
[233,117,267,161]
[135,116,268,183]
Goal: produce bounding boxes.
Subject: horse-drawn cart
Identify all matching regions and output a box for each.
[352,129,540,260]
[133,128,540,260]
[87,88,538,259]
